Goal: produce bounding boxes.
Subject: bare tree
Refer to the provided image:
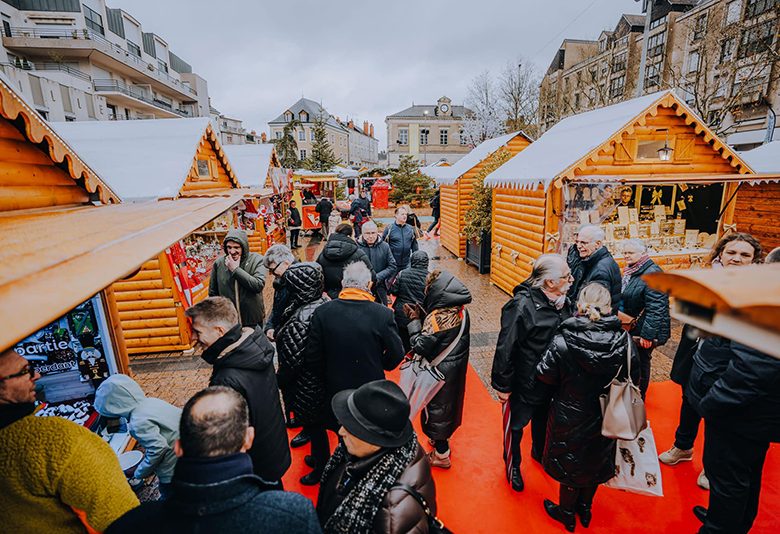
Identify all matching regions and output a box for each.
[462,70,506,146]
[498,60,541,137]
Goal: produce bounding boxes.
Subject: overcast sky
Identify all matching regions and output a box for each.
[126,0,643,148]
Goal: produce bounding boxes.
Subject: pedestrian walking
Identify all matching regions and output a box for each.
[426,189,440,238]
[492,254,573,492]
[619,238,670,399]
[327,210,342,238]
[94,374,181,500]
[275,262,330,485]
[536,283,637,532]
[349,194,369,238]
[208,229,267,328]
[382,206,419,271]
[317,380,438,534]
[288,200,303,249]
[566,224,622,313]
[389,250,430,351]
[405,270,472,468]
[316,223,374,300]
[315,196,334,236]
[0,349,138,533]
[107,386,322,534]
[403,204,424,239]
[186,297,291,487]
[357,220,397,305]
[262,244,296,342]
[305,262,405,430]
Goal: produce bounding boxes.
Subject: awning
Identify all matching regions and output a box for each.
[297,175,344,183]
[0,194,244,351]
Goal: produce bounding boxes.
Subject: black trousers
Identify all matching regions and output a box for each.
[507,398,549,469]
[304,423,330,472]
[558,484,598,512]
[637,344,653,400]
[427,218,439,232]
[289,229,300,247]
[701,424,770,534]
[674,388,702,450]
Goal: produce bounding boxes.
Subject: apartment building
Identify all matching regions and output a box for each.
[385,96,473,167]
[0,0,209,122]
[344,119,379,167]
[211,108,256,145]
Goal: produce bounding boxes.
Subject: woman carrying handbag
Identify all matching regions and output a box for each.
[536,283,639,532]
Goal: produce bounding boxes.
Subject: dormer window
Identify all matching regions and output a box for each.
[299,111,309,122]
[284,111,293,122]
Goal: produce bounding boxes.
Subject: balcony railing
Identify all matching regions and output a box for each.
[93,79,190,117]
[0,60,91,82]
[5,27,197,97]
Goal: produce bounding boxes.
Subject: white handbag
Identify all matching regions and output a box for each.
[599,334,648,440]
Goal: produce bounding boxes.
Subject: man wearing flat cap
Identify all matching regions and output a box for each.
[316,380,438,534]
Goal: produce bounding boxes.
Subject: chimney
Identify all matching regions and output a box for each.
[348,120,354,129]
[363,121,369,135]
[260,132,267,143]
[369,123,374,137]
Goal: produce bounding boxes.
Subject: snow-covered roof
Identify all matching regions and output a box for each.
[739,141,780,173]
[484,91,674,189]
[424,131,529,185]
[223,143,276,187]
[52,118,231,200]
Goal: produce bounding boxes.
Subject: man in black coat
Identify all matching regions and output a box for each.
[357,220,396,305]
[305,262,405,430]
[107,387,321,534]
[492,254,573,492]
[314,197,334,236]
[185,297,291,488]
[427,189,440,235]
[288,200,303,249]
[316,223,374,299]
[688,340,780,534]
[390,250,430,351]
[566,225,621,312]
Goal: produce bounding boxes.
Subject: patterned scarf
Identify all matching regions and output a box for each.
[622,254,651,291]
[322,434,418,534]
[422,306,462,334]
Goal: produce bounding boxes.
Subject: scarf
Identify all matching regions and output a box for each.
[200,324,243,364]
[622,254,651,291]
[322,433,418,534]
[338,288,375,301]
[422,306,462,334]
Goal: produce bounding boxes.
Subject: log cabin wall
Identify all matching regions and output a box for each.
[490,185,547,294]
[735,182,780,251]
[439,184,460,256]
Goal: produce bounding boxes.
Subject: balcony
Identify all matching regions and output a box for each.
[0,60,91,83]
[3,27,197,101]
[93,79,190,118]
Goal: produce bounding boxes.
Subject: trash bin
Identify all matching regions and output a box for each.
[371,179,390,209]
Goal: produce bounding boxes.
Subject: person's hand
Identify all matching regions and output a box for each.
[638,337,654,349]
[226,255,240,272]
[266,329,275,342]
[497,391,511,404]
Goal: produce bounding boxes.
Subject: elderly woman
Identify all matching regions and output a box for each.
[619,238,670,400]
[537,283,638,531]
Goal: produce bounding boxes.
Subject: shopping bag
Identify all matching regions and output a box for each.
[399,356,446,419]
[604,423,664,497]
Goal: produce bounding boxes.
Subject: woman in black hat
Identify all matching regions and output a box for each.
[316,380,437,534]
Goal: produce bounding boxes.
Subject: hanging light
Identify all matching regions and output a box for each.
[658,129,673,161]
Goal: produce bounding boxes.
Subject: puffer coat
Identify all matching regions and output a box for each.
[407,271,472,441]
[390,250,429,349]
[536,315,639,488]
[276,263,328,425]
[316,232,374,299]
[621,259,670,345]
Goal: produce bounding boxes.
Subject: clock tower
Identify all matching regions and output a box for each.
[436,96,452,117]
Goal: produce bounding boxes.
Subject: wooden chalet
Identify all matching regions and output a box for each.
[737,141,780,250]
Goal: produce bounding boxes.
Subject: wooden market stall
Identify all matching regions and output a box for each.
[292,170,346,230]
[426,131,532,258]
[483,90,756,294]
[736,141,780,250]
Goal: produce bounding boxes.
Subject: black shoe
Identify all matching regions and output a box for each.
[544,499,576,532]
[509,467,524,492]
[290,430,310,448]
[286,416,301,429]
[299,470,323,486]
[693,506,707,524]
[576,503,592,528]
[304,455,315,468]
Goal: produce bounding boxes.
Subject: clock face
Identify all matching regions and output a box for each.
[440,104,450,113]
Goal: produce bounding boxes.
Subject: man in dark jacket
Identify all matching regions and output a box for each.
[687,340,780,534]
[316,223,374,299]
[305,262,405,430]
[357,220,396,305]
[349,195,368,238]
[492,254,573,492]
[315,197,334,236]
[262,244,297,342]
[382,206,419,271]
[107,386,321,534]
[288,200,303,249]
[566,225,621,312]
[390,250,429,351]
[427,189,440,235]
[209,229,267,328]
[186,297,291,488]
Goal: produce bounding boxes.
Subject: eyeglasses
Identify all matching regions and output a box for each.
[559,273,574,281]
[269,263,283,277]
[0,364,35,381]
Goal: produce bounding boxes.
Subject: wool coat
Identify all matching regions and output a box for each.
[620,259,670,345]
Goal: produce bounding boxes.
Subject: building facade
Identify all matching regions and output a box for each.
[385,96,473,167]
[0,0,210,123]
[210,109,257,145]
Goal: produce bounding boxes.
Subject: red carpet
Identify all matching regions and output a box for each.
[283,367,780,533]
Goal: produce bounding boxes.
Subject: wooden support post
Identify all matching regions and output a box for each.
[101,288,131,375]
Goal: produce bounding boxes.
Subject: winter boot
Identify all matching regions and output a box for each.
[428,449,452,469]
[544,500,576,532]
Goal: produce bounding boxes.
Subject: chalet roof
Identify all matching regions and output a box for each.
[484,90,752,190]
[386,104,472,119]
[268,98,346,131]
[52,118,239,200]
[223,143,277,188]
[739,141,780,173]
[425,131,532,185]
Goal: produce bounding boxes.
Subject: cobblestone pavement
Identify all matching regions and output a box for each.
[130,233,678,405]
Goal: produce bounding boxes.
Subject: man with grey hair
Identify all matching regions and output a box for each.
[357,220,396,304]
[492,254,573,492]
[567,224,622,313]
[305,261,405,430]
[263,244,297,342]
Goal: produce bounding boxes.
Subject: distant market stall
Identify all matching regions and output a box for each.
[292,169,348,230]
[737,141,780,249]
[484,90,759,294]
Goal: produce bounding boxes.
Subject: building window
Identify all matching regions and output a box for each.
[227,134,233,143]
[614,35,629,49]
[688,50,701,73]
[692,14,707,42]
[83,4,104,35]
[644,62,662,89]
[611,52,627,72]
[609,75,625,98]
[738,21,775,59]
[459,129,467,145]
[649,15,667,30]
[647,31,666,58]
[637,140,668,160]
[299,111,308,122]
[440,129,448,145]
[745,0,776,19]
[310,130,315,141]
[727,1,742,24]
[157,59,168,73]
[2,19,10,38]
[713,74,726,98]
[720,38,735,61]
[398,128,408,145]
[298,129,305,141]
[420,129,429,145]
[127,41,141,58]
[285,111,293,122]
[275,131,282,139]
[574,93,581,109]
[300,149,307,160]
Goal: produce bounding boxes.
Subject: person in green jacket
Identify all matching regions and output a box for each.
[94,374,181,500]
[209,229,267,328]
[0,348,138,533]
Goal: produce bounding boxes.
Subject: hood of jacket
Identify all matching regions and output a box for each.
[410,250,429,270]
[282,262,324,305]
[215,328,274,373]
[559,315,627,374]
[94,374,146,419]
[223,229,250,260]
[322,232,358,261]
[424,271,472,311]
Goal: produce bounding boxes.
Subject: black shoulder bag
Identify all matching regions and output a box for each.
[391,481,454,533]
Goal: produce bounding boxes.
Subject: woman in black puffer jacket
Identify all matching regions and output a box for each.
[275,262,330,485]
[405,269,471,469]
[536,283,639,532]
[390,250,429,351]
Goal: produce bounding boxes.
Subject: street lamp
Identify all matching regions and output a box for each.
[422,110,429,165]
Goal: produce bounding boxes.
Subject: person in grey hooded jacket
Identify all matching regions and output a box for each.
[94,374,181,499]
[209,229,267,327]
